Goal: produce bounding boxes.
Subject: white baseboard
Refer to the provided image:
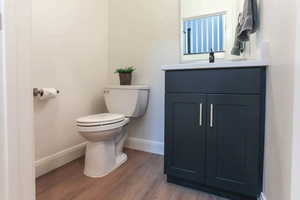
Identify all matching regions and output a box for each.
[35,142,87,178]
[35,137,164,177]
[125,137,164,155]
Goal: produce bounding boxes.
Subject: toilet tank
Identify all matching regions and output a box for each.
[104,85,150,118]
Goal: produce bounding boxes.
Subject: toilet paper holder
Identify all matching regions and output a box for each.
[33,88,60,97]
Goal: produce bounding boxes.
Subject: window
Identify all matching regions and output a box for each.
[183,13,225,55]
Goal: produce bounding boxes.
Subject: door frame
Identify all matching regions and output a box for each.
[0,0,35,199]
[291,6,300,200]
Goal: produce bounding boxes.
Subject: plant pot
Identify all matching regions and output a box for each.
[119,72,132,85]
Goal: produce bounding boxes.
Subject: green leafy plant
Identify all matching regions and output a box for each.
[115,66,135,74]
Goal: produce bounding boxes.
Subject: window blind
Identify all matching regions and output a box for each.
[183,14,225,55]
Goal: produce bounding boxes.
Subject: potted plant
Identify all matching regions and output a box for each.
[115,66,135,85]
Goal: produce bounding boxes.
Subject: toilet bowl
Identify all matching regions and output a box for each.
[77,113,130,177]
[76,85,149,178]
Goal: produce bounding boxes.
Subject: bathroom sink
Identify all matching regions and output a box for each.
[161,59,268,71]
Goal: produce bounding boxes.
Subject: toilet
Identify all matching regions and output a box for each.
[76,85,150,178]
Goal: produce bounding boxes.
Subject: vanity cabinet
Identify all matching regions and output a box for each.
[164,67,266,200]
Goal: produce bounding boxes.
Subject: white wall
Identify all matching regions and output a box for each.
[257,0,297,199]
[108,0,180,143]
[32,0,108,166]
[182,0,241,18]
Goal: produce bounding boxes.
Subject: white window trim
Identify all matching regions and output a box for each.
[180,11,228,63]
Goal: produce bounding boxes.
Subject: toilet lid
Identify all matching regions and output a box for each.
[76,113,125,126]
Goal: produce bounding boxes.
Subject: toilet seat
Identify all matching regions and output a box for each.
[77,113,125,126]
[76,113,129,132]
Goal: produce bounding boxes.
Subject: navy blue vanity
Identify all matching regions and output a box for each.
[163,61,267,200]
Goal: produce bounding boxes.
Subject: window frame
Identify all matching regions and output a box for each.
[180,11,228,63]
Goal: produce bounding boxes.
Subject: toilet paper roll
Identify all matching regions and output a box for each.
[38,88,59,100]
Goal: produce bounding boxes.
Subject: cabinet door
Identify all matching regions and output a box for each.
[206,95,261,196]
[165,94,206,183]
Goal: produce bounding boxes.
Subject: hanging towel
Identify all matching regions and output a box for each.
[231,0,258,55]
[231,14,245,56]
[237,0,258,41]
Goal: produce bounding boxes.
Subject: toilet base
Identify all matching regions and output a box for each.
[83,128,128,178]
[115,153,128,171]
[84,152,127,178]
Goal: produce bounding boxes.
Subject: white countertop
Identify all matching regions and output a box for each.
[161,60,269,71]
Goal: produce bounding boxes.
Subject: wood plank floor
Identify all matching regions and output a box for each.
[36,149,226,200]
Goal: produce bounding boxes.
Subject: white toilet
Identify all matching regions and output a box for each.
[76,85,150,178]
